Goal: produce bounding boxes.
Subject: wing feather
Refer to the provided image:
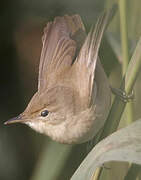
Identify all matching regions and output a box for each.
[38,15,86,92]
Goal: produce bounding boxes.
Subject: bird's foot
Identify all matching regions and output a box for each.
[102,164,111,170]
[111,87,134,103]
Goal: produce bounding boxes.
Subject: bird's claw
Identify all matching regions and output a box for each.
[111,87,134,103]
[102,164,111,170]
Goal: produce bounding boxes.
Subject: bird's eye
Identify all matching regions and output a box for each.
[41,110,49,117]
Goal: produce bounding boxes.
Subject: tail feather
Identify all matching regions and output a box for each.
[71,8,115,108]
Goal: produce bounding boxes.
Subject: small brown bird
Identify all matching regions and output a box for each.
[5,11,112,144]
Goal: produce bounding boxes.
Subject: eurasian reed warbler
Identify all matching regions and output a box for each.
[5,10,112,144]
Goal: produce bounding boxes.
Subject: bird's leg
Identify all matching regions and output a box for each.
[110,87,134,103]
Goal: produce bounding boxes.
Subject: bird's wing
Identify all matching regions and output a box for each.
[71,10,113,110]
[38,15,86,92]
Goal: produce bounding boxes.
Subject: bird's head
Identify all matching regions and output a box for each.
[5,86,76,134]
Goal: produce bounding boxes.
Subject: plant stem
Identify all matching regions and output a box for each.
[96,36,141,180]
[31,140,72,180]
[119,0,129,75]
[123,36,141,180]
[124,37,141,93]
[93,4,141,179]
[119,0,134,125]
[100,35,141,140]
[92,167,103,180]
[124,164,141,180]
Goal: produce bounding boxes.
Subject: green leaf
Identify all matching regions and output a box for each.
[71,119,141,180]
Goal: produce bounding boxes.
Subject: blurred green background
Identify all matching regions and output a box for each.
[0,0,141,180]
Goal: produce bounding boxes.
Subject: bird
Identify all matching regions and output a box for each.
[5,11,112,144]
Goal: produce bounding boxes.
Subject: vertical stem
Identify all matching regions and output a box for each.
[99,35,141,141]
[92,167,103,180]
[124,164,141,180]
[94,2,131,179]
[31,140,72,180]
[119,0,129,74]
[96,2,138,179]
[119,0,134,124]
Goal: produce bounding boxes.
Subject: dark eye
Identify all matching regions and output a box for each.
[41,110,49,117]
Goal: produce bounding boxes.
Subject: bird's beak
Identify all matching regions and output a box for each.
[4,114,26,125]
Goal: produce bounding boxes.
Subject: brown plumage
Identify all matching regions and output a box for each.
[5,12,111,144]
